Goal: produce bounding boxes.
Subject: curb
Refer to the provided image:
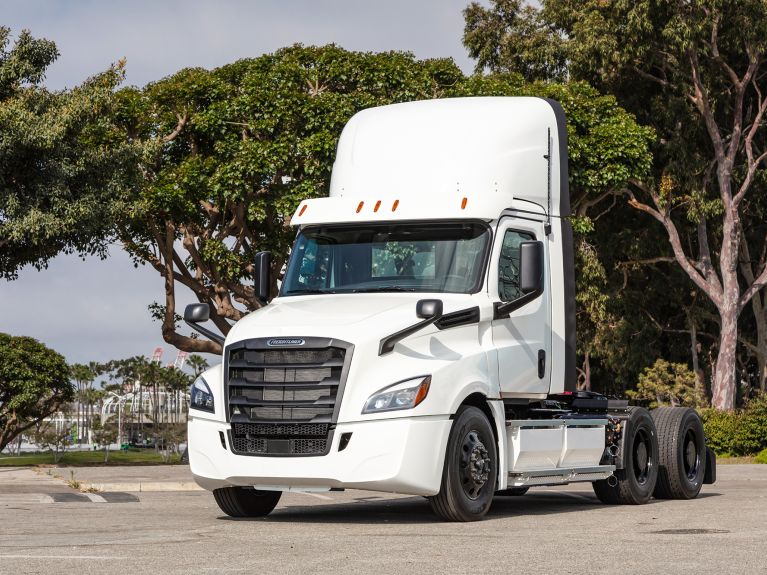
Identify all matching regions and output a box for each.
[85,481,204,492]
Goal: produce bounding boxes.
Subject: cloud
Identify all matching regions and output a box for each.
[0,0,478,365]
[3,0,474,89]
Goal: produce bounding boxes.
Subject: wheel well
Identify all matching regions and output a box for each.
[458,393,498,443]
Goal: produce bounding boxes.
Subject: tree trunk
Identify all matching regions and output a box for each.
[756,300,767,393]
[712,302,738,410]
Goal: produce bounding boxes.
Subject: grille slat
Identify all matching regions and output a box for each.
[225,339,351,457]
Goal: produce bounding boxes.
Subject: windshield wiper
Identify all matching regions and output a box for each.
[352,286,418,293]
[284,288,337,295]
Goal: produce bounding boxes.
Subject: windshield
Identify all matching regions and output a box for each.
[282,222,490,295]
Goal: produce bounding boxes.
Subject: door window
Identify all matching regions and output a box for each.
[498,230,535,302]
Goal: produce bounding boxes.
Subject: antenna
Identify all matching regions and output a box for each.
[544,127,552,236]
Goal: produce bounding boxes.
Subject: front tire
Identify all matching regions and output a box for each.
[213,487,281,518]
[429,406,498,522]
[593,406,658,505]
[651,407,706,499]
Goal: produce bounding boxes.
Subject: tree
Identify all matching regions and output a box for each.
[31,419,72,464]
[113,45,465,354]
[463,1,767,410]
[186,354,209,378]
[464,0,567,81]
[70,363,95,443]
[114,44,652,364]
[628,359,707,409]
[91,416,118,463]
[0,27,135,279]
[0,334,73,452]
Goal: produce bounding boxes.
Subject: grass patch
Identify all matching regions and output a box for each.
[716,455,756,464]
[0,449,181,467]
[756,449,767,464]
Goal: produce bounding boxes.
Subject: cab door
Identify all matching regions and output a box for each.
[489,217,551,395]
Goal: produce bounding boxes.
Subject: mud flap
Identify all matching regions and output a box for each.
[704,446,716,484]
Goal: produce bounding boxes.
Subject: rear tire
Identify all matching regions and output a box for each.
[593,406,658,505]
[429,405,498,521]
[213,487,281,517]
[651,407,706,499]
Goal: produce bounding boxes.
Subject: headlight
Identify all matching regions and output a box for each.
[362,376,431,414]
[190,376,214,413]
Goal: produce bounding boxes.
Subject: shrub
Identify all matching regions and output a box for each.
[701,394,767,456]
[756,448,767,464]
[629,359,707,409]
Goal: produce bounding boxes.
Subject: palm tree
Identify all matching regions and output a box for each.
[186,354,209,378]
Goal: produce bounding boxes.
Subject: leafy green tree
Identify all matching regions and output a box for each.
[114,45,465,354]
[0,333,73,451]
[114,45,652,363]
[31,419,72,464]
[463,1,767,410]
[464,0,567,81]
[0,27,136,279]
[186,354,209,378]
[91,416,118,463]
[628,358,707,409]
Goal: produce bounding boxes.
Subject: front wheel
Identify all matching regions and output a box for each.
[213,487,281,518]
[428,405,498,522]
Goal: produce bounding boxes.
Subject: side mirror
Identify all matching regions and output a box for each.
[519,241,544,295]
[184,303,210,323]
[379,299,444,355]
[416,299,443,319]
[255,251,271,305]
[183,303,224,346]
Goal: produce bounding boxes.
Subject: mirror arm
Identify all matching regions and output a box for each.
[185,319,225,346]
[378,313,443,356]
[493,286,543,319]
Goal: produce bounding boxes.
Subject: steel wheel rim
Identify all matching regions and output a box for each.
[459,429,491,500]
[632,428,652,485]
[683,428,700,481]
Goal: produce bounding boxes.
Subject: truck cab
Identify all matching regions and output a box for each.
[187,97,714,521]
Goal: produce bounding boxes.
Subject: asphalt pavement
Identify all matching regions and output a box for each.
[0,464,764,575]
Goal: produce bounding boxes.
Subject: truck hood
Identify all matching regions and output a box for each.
[224,292,472,347]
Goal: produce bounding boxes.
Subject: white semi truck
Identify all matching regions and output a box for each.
[185,97,716,521]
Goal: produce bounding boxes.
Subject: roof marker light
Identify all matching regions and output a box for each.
[298,204,307,216]
[374,200,381,213]
[392,199,399,212]
[356,201,364,213]
[461,197,468,209]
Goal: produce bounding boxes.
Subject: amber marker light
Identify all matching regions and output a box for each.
[461,197,468,209]
[356,201,364,213]
[298,204,307,216]
[413,376,431,407]
[374,200,382,212]
[392,199,399,212]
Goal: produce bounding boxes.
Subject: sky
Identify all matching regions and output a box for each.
[0,0,480,366]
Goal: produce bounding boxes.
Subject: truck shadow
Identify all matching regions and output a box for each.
[219,489,719,524]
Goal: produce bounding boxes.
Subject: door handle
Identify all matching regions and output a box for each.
[538,349,546,379]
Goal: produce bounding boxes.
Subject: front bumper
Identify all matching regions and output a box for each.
[188,415,452,496]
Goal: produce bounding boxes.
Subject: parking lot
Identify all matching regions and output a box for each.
[1,464,765,575]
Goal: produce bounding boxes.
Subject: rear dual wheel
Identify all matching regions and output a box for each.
[593,406,659,505]
[652,407,706,499]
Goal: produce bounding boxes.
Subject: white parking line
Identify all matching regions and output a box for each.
[0,555,128,560]
[83,492,107,503]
